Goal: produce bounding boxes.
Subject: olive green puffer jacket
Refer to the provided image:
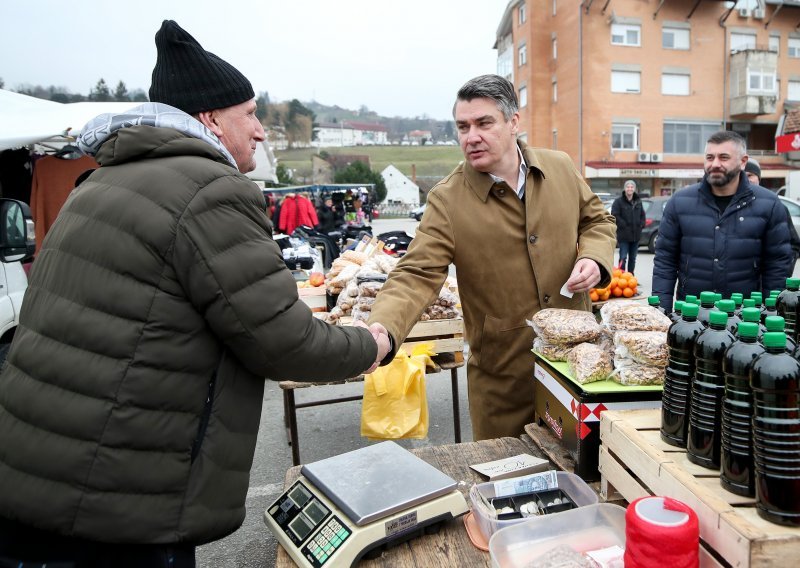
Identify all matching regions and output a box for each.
[0,124,376,544]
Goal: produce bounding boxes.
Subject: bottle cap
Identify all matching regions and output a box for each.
[763,332,787,349]
[751,291,763,303]
[743,299,756,308]
[717,299,736,313]
[737,322,759,338]
[765,297,776,308]
[685,295,698,305]
[715,293,723,302]
[740,307,761,322]
[731,293,744,306]
[648,296,660,306]
[674,300,684,313]
[770,290,781,298]
[700,291,716,305]
[764,316,786,332]
[709,310,728,326]
[787,277,800,289]
[682,303,699,318]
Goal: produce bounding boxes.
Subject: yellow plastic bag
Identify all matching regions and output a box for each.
[360,343,436,440]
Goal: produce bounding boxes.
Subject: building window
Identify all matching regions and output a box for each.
[552,80,557,103]
[497,49,513,80]
[552,37,557,59]
[663,27,690,50]
[519,2,527,24]
[663,122,722,154]
[518,44,527,67]
[519,86,528,108]
[611,70,641,93]
[748,68,776,94]
[789,80,800,101]
[611,124,639,150]
[662,73,690,95]
[769,35,780,54]
[611,23,641,47]
[731,32,756,52]
[789,38,800,58]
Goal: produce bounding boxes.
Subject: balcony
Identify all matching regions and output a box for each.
[729,47,778,118]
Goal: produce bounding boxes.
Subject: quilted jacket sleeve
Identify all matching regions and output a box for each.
[761,198,794,294]
[652,196,681,311]
[171,175,377,381]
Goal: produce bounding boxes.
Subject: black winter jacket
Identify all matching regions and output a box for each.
[611,193,645,243]
[0,123,377,545]
[652,174,794,310]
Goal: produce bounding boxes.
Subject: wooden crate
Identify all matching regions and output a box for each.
[599,409,800,567]
[298,285,326,311]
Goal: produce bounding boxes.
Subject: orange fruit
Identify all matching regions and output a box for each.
[622,271,634,279]
[590,290,599,302]
[617,278,628,289]
[623,287,634,298]
[612,286,623,297]
[609,278,618,289]
[628,277,638,288]
[600,290,611,301]
[613,268,623,277]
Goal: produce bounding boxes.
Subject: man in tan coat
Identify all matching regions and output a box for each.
[369,74,616,440]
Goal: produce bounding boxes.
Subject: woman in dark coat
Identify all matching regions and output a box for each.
[611,179,646,274]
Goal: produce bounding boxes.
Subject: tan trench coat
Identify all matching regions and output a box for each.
[369,141,616,440]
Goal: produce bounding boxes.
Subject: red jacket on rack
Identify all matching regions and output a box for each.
[279,194,319,235]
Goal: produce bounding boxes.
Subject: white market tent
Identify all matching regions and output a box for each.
[0,89,137,152]
[0,89,277,183]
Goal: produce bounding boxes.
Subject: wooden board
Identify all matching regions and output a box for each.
[599,409,800,567]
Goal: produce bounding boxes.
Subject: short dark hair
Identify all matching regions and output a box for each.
[707,130,747,155]
[453,74,518,121]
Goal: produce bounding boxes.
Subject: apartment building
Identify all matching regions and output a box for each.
[496,0,800,195]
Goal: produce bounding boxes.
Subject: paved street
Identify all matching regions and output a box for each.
[196,215,800,567]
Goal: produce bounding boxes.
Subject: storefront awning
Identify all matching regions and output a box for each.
[585,161,800,179]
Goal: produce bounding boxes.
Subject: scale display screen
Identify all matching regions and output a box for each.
[289,484,312,508]
[289,513,315,541]
[305,500,329,525]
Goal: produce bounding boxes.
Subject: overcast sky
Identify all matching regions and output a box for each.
[2,1,506,121]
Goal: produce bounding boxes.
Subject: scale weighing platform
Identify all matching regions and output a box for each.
[264,441,469,567]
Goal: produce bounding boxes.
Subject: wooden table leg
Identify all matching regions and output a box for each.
[284,388,301,466]
[450,367,461,443]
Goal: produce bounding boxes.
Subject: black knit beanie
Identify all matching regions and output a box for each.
[149,20,255,115]
[744,159,761,180]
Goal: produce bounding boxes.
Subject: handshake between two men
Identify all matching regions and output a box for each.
[352,320,391,374]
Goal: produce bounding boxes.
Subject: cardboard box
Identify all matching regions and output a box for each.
[533,354,662,481]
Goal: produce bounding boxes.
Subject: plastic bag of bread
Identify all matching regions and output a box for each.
[603,304,671,332]
[610,357,666,386]
[421,305,459,321]
[614,330,668,367]
[356,276,387,298]
[599,299,639,324]
[341,250,369,265]
[566,343,612,384]
[327,263,360,292]
[529,309,602,345]
[593,327,616,357]
[370,254,398,274]
[533,337,574,362]
[434,288,459,308]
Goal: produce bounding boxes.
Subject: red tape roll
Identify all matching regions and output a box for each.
[624,496,699,568]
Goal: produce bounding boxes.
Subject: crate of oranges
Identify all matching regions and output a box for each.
[590,268,639,303]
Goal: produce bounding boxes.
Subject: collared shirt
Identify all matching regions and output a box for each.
[489,145,528,199]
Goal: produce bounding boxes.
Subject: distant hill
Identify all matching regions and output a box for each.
[304,101,455,143]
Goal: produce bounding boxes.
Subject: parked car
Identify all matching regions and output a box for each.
[779,196,800,233]
[639,196,670,253]
[409,203,427,221]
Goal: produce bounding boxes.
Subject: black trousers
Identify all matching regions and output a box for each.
[0,517,196,568]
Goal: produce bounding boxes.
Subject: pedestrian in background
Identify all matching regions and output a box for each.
[653,131,793,310]
[367,74,616,440]
[0,20,387,568]
[611,179,645,274]
[744,157,800,269]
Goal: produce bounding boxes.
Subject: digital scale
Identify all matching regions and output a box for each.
[264,441,469,567]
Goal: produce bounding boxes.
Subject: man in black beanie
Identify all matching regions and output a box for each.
[0,20,389,567]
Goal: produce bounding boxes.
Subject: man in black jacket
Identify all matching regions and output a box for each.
[611,179,645,274]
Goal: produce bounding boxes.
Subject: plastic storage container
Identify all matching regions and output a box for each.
[469,471,597,540]
[488,503,626,568]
